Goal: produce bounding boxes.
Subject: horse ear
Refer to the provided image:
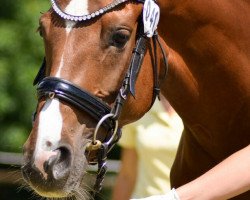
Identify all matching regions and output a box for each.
[33,57,46,85]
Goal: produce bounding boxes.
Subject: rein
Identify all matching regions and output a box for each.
[33,0,168,195]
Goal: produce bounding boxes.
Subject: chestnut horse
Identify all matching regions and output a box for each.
[22,0,250,199]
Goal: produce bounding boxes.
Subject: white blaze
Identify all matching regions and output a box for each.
[65,0,89,16]
[35,99,63,153]
[55,56,64,77]
[65,0,89,30]
[56,0,89,77]
[34,1,90,166]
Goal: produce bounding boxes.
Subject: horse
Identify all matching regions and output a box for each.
[21,0,250,199]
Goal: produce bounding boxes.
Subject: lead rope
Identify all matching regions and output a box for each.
[92,143,108,194]
[88,117,121,197]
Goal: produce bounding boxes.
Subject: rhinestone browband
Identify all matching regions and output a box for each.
[50,0,130,22]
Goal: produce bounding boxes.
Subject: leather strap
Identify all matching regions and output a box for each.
[129,35,148,97]
[37,77,114,130]
[33,57,46,86]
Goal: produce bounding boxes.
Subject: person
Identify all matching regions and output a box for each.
[130,144,250,199]
[112,98,184,200]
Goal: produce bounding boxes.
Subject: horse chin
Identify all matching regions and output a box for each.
[34,190,69,198]
[25,163,88,199]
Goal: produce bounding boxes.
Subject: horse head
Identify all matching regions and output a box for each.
[22,0,166,198]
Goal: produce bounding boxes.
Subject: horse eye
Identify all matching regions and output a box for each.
[111,30,130,49]
[37,26,43,37]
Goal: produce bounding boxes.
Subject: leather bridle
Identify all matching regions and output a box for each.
[33,0,168,195]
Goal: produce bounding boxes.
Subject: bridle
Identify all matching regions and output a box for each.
[33,0,168,195]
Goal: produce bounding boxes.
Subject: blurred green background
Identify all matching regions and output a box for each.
[0,1,120,199]
[0,0,49,153]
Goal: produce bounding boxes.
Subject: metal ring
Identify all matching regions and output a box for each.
[93,113,119,145]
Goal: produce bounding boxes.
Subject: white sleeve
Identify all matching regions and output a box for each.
[130,189,180,200]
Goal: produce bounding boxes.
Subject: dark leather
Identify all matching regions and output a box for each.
[33,58,46,86]
[129,35,148,97]
[37,77,114,130]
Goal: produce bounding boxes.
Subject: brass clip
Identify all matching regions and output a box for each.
[86,140,102,151]
[49,92,55,99]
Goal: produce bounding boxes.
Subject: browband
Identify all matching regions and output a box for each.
[50,0,145,22]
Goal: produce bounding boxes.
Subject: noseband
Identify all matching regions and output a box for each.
[33,0,168,195]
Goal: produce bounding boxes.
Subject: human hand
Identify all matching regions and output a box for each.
[130,189,180,200]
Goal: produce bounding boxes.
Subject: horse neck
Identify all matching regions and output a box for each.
[158,0,250,44]
[157,0,250,126]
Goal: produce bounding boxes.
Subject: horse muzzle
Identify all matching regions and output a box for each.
[21,145,78,197]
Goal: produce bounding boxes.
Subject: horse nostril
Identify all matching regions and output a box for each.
[44,146,72,180]
[56,146,72,167]
[44,155,57,173]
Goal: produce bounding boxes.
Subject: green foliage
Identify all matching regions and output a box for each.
[0,0,49,152]
[0,0,121,158]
